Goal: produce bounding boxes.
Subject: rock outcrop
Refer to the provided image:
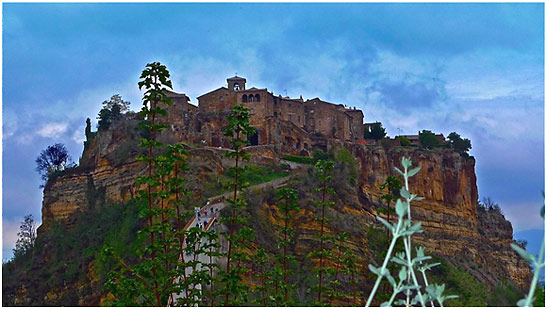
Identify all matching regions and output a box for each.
[39,120,531,298]
[350,145,531,288]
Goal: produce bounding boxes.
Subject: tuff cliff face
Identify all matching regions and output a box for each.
[350,145,531,288]
[42,119,146,226]
[38,121,531,297]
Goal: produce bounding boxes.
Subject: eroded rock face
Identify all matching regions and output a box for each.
[350,145,531,288]
[41,119,224,227]
[40,122,531,293]
[42,160,145,226]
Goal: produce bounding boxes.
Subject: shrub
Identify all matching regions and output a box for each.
[447,132,472,156]
[397,136,412,147]
[364,123,387,140]
[282,155,315,165]
[419,130,440,149]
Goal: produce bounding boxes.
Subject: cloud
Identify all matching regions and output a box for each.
[71,127,85,144]
[16,133,35,145]
[2,218,20,261]
[503,202,545,232]
[2,110,19,139]
[37,122,68,139]
[442,48,544,101]
[2,216,42,262]
[367,80,444,113]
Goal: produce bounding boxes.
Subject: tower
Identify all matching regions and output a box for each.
[227,75,246,91]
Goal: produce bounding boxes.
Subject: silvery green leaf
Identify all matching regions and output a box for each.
[511,243,536,263]
[410,222,423,233]
[445,295,459,300]
[391,255,407,266]
[401,157,412,169]
[377,216,394,232]
[380,301,391,307]
[394,167,404,176]
[400,187,411,199]
[398,267,407,281]
[368,264,382,277]
[426,284,437,297]
[416,247,425,258]
[423,262,441,271]
[412,255,431,264]
[395,299,406,306]
[517,298,526,307]
[413,196,425,201]
[395,199,406,217]
[385,270,396,287]
[436,283,446,295]
[407,167,421,177]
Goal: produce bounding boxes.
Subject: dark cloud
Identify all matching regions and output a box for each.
[367,79,446,113]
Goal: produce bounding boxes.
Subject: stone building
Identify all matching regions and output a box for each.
[162,75,365,152]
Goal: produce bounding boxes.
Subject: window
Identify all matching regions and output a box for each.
[289,114,292,121]
[255,94,261,102]
[288,103,291,107]
[242,94,248,102]
[274,112,277,117]
[249,94,255,102]
[234,83,240,91]
[219,96,224,102]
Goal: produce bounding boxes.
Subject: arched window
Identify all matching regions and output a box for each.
[249,94,255,102]
[242,94,248,102]
[219,96,224,102]
[234,83,240,91]
[255,94,261,102]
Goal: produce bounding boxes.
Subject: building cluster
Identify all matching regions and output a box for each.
[160,75,365,153]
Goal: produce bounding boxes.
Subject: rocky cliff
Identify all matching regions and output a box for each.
[36,120,531,304]
[350,145,531,288]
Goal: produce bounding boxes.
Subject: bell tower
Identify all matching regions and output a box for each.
[227,75,246,91]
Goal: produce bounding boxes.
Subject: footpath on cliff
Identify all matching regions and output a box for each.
[169,175,292,305]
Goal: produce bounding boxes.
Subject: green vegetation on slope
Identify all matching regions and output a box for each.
[2,200,141,306]
[427,255,528,307]
[202,164,289,197]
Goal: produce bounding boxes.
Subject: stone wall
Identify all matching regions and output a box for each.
[197,87,237,113]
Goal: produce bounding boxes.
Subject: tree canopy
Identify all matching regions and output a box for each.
[35,143,73,183]
[419,130,440,149]
[12,214,36,259]
[364,123,387,140]
[447,132,472,156]
[97,94,130,131]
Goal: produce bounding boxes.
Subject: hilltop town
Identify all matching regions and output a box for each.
[160,75,365,154]
[157,75,447,154]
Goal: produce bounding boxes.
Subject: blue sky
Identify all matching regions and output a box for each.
[2,3,544,260]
